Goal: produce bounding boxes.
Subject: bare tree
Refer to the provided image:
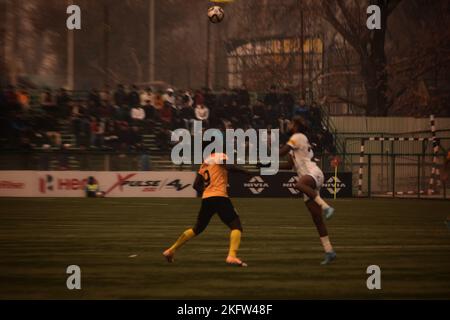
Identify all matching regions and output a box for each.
[318,0,402,116]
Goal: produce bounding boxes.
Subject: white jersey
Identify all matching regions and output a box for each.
[287,133,324,189]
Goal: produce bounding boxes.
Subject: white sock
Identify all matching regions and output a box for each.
[314,195,330,210]
[320,236,333,253]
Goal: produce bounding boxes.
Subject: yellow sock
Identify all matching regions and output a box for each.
[169,228,196,252]
[228,229,242,258]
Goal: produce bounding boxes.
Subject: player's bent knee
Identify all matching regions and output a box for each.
[228,218,243,232]
[193,224,207,235]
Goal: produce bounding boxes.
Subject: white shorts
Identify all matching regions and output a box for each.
[299,168,324,202]
[298,168,324,190]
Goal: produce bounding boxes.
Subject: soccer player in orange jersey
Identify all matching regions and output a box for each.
[163,153,249,267]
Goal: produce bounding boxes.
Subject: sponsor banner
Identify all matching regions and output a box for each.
[101,172,196,198]
[37,171,93,197]
[321,172,353,198]
[0,171,35,197]
[0,171,196,197]
[229,172,352,198]
[0,171,352,198]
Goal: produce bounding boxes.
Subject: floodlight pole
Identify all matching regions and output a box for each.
[149,0,155,82]
[103,2,110,87]
[205,18,211,89]
[300,8,305,99]
[66,0,75,90]
[0,0,7,86]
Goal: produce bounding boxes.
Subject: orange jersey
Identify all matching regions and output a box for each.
[198,162,228,199]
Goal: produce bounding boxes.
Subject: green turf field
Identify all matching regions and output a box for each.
[0,197,449,299]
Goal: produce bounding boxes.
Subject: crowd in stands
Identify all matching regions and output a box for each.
[0,84,336,155]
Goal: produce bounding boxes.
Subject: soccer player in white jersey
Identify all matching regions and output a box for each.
[279,117,336,265]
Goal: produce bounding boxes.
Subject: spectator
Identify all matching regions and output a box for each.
[280,88,295,118]
[114,84,127,107]
[264,85,279,111]
[90,117,105,148]
[292,98,309,117]
[159,101,173,126]
[278,113,291,136]
[117,121,131,150]
[310,101,323,128]
[143,100,157,122]
[100,85,112,105]
[88,88,101,109]
[204,87,216,110]
[103,120,119,149]
[40,88,56,115]
[130,105,146,123]
[129,126,144,150]
[162,88,176,106]
[237,85,251,107]
[17,87,30,112]
[5,85,19,113]
[265,103,280,129]
[128,84,140,107]
[217,88,229,107]
[42,115,62,147]
[193,89,204,106]
[156,124,172,152]
[252,99,267,129]
[183,91,194,107]
[140,150,152,171]
[140,87,154,107]
[57,88,71,118]
[153,92,164,110]
[78,114,91,148]
[179,100,195,131]
[239,103,253,128]
[320,127,336,154]
[58,144,71,170]
[195,104,210,127]
[70,104,83,145]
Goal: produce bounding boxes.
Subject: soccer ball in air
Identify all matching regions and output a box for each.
[208,6,224,23]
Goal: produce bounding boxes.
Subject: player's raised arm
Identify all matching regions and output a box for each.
[278,154,294,170]
[279,143,293,157]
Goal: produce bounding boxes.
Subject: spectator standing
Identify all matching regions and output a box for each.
[17,87,30,112]
[103,120,119,150]
[129,126,144,150]
[264,85,279,113]
[310,102,323,129]
[280,88,295,119]
[237,85,250,108]
[40,88,56,115]
[88,88,101,110]
[114,84,127,107]
[292,98,309,117]
[128,85,140,108]
[57,88,71,118]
